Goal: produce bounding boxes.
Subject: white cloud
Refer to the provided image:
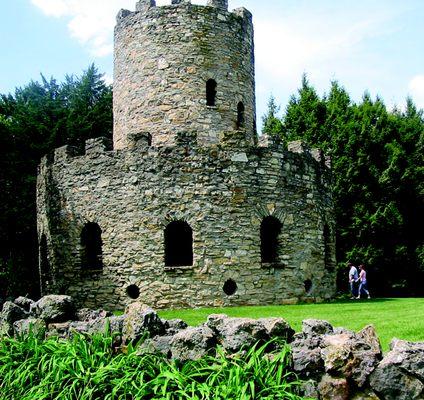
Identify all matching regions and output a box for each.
[409,75,424,109]
[30,0,208,56]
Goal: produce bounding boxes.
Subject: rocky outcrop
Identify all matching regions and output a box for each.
[30,295,75,323]
[122,303,165,344]
[369,339,424,400]
[1,297,423,399]
[170,326,217,361]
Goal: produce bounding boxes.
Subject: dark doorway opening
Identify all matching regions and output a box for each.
[164,221,193,267]
[81,222,103,271]
[206,79,217,106]
[223,279,237,296]
[260,216,282,263]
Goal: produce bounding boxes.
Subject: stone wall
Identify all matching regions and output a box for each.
[2,296,423,400]
[36,136,335,310]
[113,0,256,149]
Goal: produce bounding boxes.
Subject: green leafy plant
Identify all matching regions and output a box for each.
[0,333,307,400]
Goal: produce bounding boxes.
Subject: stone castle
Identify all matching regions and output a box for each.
[36,0,336,310]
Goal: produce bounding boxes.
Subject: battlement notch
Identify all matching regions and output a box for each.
[135,0,156,13]
[207,0,228,11]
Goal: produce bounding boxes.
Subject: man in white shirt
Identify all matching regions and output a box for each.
[348,262,358,299]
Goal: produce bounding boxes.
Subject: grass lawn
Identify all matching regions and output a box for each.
[159,298,424,352]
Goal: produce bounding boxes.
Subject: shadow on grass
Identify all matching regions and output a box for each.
[324,297,398,305]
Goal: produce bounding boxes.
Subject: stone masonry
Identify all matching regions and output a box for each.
[36,0,336,310]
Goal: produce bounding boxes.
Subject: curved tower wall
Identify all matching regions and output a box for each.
[113,0,256,149]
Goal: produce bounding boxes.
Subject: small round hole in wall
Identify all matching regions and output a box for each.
[126,284,140,299]
[223,279,237,296]
[304,279,313,294]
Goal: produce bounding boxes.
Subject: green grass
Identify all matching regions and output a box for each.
[159,298,424,351]
[0,334,305,400]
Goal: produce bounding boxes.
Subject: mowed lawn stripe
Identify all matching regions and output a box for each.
[159,298,424,351]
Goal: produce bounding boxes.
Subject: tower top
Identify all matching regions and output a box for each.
[113,0,256,149]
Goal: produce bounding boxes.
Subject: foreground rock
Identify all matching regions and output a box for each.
[370,339,424,400]
[1,297,424,399]
[30,295,75,323]
[206,314,294,353]
[171,326,217,361]
[0,301,29,335]
[122,303,165,344]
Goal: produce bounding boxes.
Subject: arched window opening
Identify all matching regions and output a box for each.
[304,279,313,294]
[40,234,52,290]
[236,101,245,129]
[323,224,333,270]
[81,222,103,271]
[260,216,282,263]
[206,79,217,106]
[164,221,193,267]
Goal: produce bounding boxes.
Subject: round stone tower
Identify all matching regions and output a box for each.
[113,0,256,149]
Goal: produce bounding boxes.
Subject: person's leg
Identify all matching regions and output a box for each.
[363,282,370,298]
[350,282,355,298]
[357,283,363,299]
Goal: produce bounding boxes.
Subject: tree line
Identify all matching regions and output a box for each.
[0,68,422,299]
[0,65,112,300]
[263,75,423,295]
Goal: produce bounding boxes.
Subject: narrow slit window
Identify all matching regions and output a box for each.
[260,216,281,263]
[164,221,193,267]
[237,101,245,129]
[81,222,103,271]
[206,79,217,106]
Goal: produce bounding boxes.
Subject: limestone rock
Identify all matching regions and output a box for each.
[30,295,75,323]
[13,318,46,337]
[170,326,217,361]
[320,326,382,388]
[299,379,320,399]
[47,321,72,338]
[258,317,295,342]
[122,303,165,343]
[0,301,29,336]
[76,308,113,322]
[317,374,349,400]
[138,335,174,358]
[302,319,334,336]
[350,389,381,400]
[163,319,188,335]
[206,315,268,353]
[370,339,424,400]
[14,296,34,312]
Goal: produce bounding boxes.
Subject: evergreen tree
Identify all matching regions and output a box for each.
[264,77,424,295]
[0,66,112,299]
[261,95,283,136]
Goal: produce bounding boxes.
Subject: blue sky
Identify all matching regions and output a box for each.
[1,0,423,121]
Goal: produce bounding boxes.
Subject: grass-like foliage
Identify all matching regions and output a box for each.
[0,333,306,400]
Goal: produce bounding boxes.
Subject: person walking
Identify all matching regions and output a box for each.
[348,262,358,299]
[356,264,371,299]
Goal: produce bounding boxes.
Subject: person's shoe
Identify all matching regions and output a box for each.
[350,296,355,299]
[356,296,360,299]
[368,295,371,299]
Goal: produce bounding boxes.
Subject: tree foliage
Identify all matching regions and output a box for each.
[0,65,112,299]
[262,78,424,295]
